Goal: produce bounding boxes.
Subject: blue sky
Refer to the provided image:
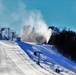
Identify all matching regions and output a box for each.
[23,0,76,31]
[0,0,76,33]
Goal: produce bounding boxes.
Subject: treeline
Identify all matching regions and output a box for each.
[48,26,76,62]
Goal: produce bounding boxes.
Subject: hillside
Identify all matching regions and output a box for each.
[0,40,76,75]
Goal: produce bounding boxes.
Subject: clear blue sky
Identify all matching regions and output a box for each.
[23,0,76,31]
[0,0,76,32]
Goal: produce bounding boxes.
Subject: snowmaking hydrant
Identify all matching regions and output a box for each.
[34,51,41,65]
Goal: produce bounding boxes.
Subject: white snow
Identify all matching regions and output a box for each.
[0,40,52,75]
[0,40,76,75]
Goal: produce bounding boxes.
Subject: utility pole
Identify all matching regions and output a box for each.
[11,31,15,41]
[0,28,5,39]
[7,28,10,39]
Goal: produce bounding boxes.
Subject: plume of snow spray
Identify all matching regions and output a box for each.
[21,11,52,44]
[0,0,52,43]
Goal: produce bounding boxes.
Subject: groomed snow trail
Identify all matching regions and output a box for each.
[0,40,54,75]
[0,40,76,75]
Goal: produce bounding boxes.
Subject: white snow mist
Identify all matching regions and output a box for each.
[21,11,52,44]
[0,0,52,42]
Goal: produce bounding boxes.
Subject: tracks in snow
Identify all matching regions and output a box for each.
[0,41,51,75]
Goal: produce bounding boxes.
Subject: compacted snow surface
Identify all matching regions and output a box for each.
[0,40,76,75]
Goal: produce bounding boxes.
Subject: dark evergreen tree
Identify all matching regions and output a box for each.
[48,27,76,62]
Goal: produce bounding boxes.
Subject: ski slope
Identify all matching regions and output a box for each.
[0,40,76,75]
[17,41,76,75]
[0,40,51,75]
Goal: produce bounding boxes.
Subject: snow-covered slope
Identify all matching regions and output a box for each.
[0,40,76,75]
[17,41,76,75]
[0,40,51,75]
